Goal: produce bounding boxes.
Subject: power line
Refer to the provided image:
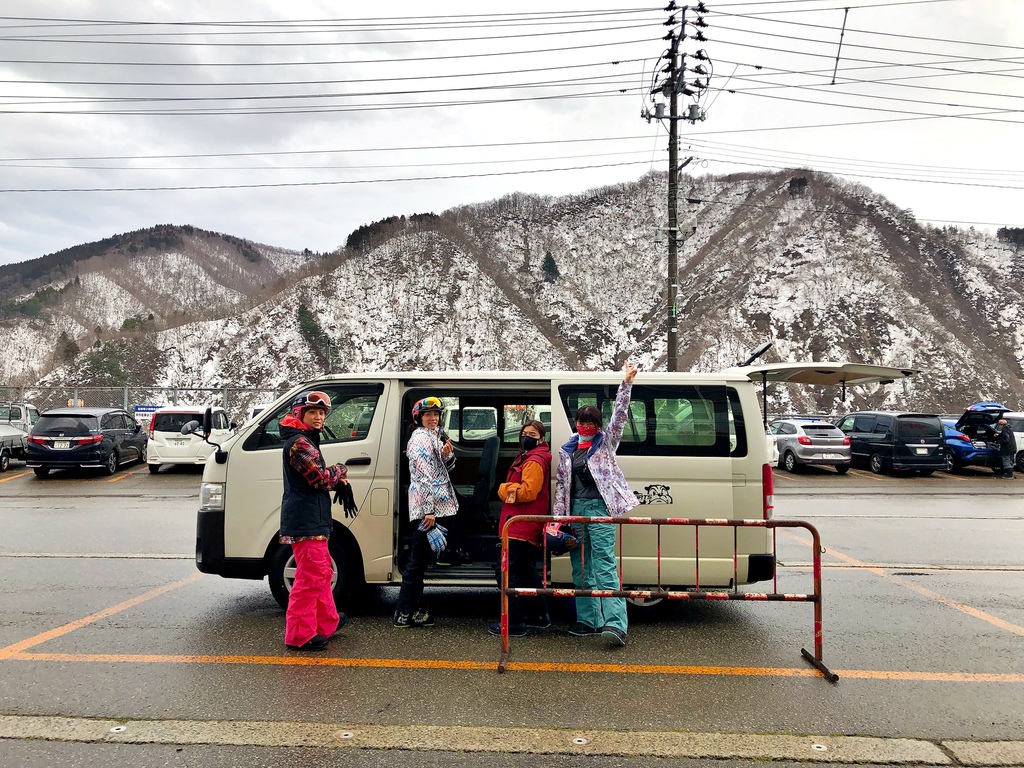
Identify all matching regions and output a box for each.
[0,159,655,193]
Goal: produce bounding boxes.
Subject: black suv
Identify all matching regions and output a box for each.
[835,411,946,475]
[26,407,147,477]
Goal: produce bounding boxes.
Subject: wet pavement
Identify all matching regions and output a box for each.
[0,462,1021,765]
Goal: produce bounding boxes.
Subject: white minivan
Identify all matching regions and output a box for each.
[195,365,914,609]
[147,406,235,474]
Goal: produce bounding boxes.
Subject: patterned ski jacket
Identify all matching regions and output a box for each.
[553,381,639,518]
[279,415,348,538]
[406,426,459,521]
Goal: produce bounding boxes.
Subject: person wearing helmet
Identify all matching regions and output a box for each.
[278,390,350,651]
[394,396,458,628]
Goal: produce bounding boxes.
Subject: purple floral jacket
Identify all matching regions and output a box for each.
[553,381,639,518]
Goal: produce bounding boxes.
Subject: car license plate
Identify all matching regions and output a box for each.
[172,439,189,446]
[53,440,70,449]
[822,453,843,460]
[915,447,928,455]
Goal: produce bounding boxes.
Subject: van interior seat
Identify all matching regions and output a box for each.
[472,435,500,515]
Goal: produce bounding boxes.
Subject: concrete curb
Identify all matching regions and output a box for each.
[5,714,1020,763]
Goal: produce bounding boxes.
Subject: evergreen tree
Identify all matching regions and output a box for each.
[542,251,560,282]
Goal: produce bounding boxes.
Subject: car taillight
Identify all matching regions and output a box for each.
[27,435,46,444]
[842,436,851,446]
[79,434,104,444]
[762,463,774,519]
[953,433,971,443]
[148,421,155,439]
[797,435,812,445]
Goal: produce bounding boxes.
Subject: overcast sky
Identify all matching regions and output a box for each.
[1,0,1021,266]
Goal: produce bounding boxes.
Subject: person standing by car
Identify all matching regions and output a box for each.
[488,419,553,637]
[996,418,1017,478]
[278,391,350,651]
[554,363,639,647]
[394,397,458,628]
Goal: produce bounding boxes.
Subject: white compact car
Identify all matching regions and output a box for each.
[147,406,234,473]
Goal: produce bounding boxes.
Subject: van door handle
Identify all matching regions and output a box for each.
[346,457,372,466]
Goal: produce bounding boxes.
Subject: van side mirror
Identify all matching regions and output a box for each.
[230,422,237,431]
[181,419,200,435]
[203,407,213,436]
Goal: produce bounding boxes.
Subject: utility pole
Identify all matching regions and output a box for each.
[666,21,680,372]
[645,2,710,373]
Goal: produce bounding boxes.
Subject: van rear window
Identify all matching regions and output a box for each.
[897,416,942,440]
[558,384,747,457]
[153,412,203,433]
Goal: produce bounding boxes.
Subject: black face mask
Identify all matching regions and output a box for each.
[520,435,540,452]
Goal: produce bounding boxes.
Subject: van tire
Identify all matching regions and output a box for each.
[103,450,118,476]
[33,467,50,478]
[1016,452,1024,473]
[869,453,885,474]
[0,449,9,472]
[783,451,800,473]
[148,463,160,474]
[268,537,362,613]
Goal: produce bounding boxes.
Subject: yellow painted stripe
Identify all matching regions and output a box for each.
[10,651,1024,683]
[771,470,797,482]
[0,471,30,483]
[846,469,884,481]
[0,572,202,659]
[106,472,134,483]
[785,532,1024,637]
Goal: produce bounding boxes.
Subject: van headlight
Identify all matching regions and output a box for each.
[200,482,224,511]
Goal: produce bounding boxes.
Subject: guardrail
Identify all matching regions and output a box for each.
[496,515,838,683]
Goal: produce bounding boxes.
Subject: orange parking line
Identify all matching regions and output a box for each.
[0,572,202,659]
[0,471,30,483]
[10,652,1024,683]
[785,532,1024,638]
[771,471,797,481]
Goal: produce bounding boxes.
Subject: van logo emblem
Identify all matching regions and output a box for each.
[636,484,672,505]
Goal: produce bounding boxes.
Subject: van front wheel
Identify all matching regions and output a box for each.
[268,538,358,612]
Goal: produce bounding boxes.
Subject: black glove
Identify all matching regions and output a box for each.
[333,483,359,519]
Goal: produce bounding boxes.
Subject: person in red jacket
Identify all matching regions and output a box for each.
[489,419,552,637]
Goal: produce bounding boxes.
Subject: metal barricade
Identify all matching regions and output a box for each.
[496,515,837,683]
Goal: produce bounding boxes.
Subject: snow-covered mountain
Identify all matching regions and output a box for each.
[3,171,1022,413]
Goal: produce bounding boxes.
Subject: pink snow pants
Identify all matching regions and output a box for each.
[284,539,339,647]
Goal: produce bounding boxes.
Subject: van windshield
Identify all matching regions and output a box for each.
[897,416,941,440]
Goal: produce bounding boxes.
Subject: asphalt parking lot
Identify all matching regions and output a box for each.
[0,461,1022,766]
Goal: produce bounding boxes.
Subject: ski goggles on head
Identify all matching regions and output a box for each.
[292,390,332,413]
[412,396,443,419]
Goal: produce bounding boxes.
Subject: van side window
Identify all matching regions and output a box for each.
[873,416,892,434]
[248,384,385,450]
[558,384,746,457]
[853,415,876,433]
[837,416,854,431]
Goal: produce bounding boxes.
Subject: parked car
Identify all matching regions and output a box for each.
[26,407,147,477]
[0,423,28,471]
[835,411,946,475]
[948,401,1024,475]
[0,402,40,433]
[1005,412,1024,473]
[940,418,999,473]
[147,406,234,474]
[768,417,851,473]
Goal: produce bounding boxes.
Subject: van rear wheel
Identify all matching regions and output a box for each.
[1016,452,1024,473]
[869,453,885,474]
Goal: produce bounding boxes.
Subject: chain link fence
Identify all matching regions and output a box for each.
[0,385,282,425]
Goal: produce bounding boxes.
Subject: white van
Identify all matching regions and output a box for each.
[195,365,914,609]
